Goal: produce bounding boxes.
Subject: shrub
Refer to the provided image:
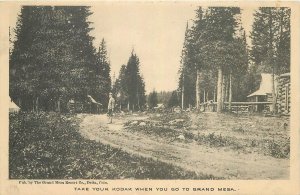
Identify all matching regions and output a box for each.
[268,138,290,159]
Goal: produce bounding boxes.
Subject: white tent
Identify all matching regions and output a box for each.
[9,99,20,113]
[87,95,102,105]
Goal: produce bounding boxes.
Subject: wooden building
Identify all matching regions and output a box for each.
[247,73,277,112]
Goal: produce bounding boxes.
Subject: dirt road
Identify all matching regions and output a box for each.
[79,114,289,179]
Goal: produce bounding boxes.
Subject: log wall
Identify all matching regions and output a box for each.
[276,75,290,115]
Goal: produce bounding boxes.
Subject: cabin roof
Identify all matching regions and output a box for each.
[247,73,277,98]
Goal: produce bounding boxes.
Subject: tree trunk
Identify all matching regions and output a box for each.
[181,74,185,110]
[36,97,39,113]
[196,69,201,109]
[214,86,216,102]
[137,90,140,111]
[217,67,223,113]
[221,74,226,111]
[203,89,206,103]
[268,9,276,114]
[57,99,61,113]
[127,101,130,111]
[206,91,209,102]
[271,69,276,113]
[32,98,35,112]
[226,78,229,102]
[228,73,232,111]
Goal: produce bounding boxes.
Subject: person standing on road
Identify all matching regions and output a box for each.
[107,92,115,124]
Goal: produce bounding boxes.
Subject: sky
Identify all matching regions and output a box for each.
[9,3,256,94]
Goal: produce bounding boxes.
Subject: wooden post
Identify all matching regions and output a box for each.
[255,96,258,112]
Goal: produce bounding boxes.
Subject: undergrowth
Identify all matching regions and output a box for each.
[9,112,220,179]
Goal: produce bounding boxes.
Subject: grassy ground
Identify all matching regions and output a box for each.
[9,112,220,179]
[124,112,290,159]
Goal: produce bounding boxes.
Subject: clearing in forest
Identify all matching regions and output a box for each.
[79,112,290,179]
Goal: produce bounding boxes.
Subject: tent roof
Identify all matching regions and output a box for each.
[9,98,20,111]
[247,73,277,98]
[87,95,102,105]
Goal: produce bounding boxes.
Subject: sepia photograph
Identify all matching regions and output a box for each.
[7,3,292,180]
[1,1,300,194]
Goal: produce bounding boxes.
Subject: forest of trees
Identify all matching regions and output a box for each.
[9,6,290,113]
[113,51,146,111]
[10,6,112,112]
[178,7,290,113]
[250,7,291,111]
[147,90,158,109]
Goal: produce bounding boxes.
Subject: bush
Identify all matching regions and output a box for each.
[267,138,290,159]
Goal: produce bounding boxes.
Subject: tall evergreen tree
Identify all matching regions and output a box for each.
[250,7,291,112]
[168,91,180,108]
[123,50,146,111]
[148,89,158,109]
[180,7,242,112]
[200,7,241,112]
[137,74,147,110]
[178,22,196,109]
[96,38,111,108]
[156,91,173,106]
[113,65,128,110]
[10,6,100,112]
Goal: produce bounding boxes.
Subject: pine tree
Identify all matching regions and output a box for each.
[183,7,241,112]
[96,38,111,108]
[113,65,128,110]
[276,8,290,74]
[10,6,99,112]
[148,90,158,109]
[179,22,189,109]
[10,6,63,111]
[156,91,173,106]
[250,7,291,113]
[64,6,97,103]
[231,29,250,103]
[209,8,241,112]
[123,50,146,111]
[168,91,180,108]
[178,21,196,109]
[137,74,146,110]
[193,7,206,109]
